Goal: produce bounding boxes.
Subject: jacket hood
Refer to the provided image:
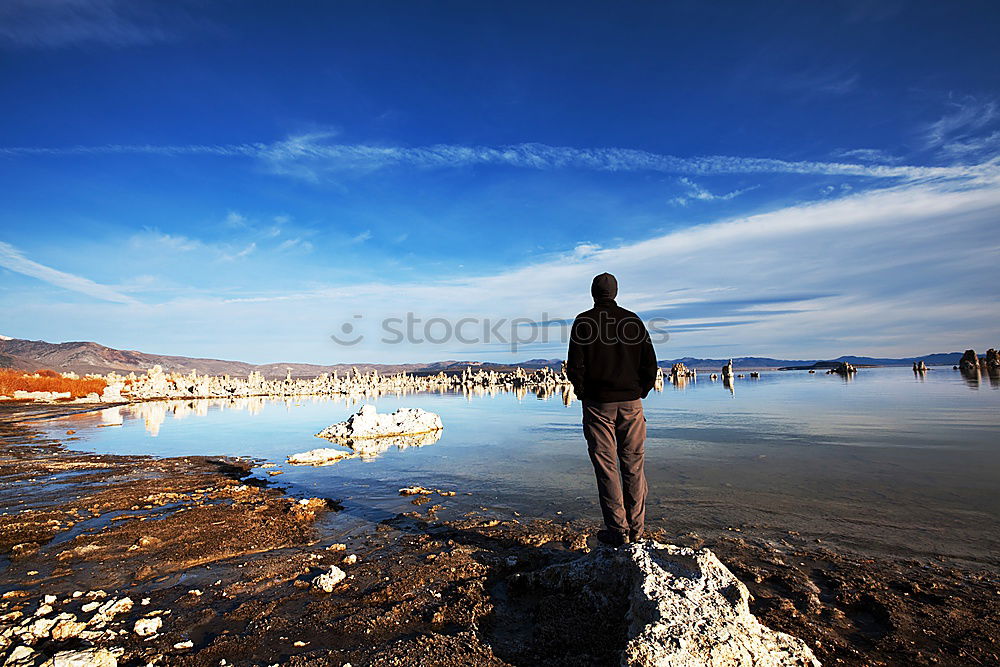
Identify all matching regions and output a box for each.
[591,273,618,301]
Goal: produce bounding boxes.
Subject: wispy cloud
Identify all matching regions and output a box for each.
[832,148,902,164]
[220,242,256,262]
[0,240,140,304]
[923,96,1000,157]
[670,177,758,206]
[126,173,1000,362]
[0,0,183,49]
[9,173,999,362]
[940,131,1000,159]
[2,133,994,183]
[351,230,372,244]
[781,69,860,97]
[276,237,313,252]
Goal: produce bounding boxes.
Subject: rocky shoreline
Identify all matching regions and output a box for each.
[1,404,998,666]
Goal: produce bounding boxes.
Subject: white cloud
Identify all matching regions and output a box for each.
[0,240,140,304]
[571,243,601,259]
[3,134,994,183]
[670,177,757,206]
[225,211,247,227]
[833,148,902,164]
[923,96,1000,155]
[351,230,372,243]
[276,237,313,252]
[82,173,996,363]
[220,242,255,261]
[940,131,1000,159]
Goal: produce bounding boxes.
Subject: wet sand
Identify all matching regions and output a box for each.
[1,403,997,666]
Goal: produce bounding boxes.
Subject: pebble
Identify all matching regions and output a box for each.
[312,565,347,593]
[134,617,162,637]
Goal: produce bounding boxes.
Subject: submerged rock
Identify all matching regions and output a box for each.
[287,447,355,466]
[317,404,443,440]
[522,541,820,667]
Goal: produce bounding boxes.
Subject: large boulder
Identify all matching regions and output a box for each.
[523,542,820,667]
[625,543,819,666]
[317,405,443,440]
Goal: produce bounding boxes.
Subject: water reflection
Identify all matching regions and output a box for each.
[343,430,443,461]
[40,367,1000,565]
[97,387,585,437]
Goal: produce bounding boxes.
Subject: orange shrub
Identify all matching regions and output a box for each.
[0,369,107,399]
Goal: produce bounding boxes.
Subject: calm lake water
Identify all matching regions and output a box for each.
[42,367,1000,567]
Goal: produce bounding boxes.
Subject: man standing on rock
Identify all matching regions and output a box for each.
[567,273,659,547]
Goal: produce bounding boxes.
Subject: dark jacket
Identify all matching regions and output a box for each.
[566,274,659,402]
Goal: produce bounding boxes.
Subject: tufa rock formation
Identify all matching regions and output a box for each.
[521,541,820,667]
[316,405,443,440]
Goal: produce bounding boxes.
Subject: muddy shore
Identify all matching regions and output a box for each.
[1,403,997,666]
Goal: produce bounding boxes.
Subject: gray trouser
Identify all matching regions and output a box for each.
[582,399,647,536]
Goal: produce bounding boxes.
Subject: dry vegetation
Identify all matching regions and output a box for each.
[0,368,106,398]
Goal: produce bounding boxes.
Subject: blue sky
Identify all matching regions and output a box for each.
[1,1,999,364]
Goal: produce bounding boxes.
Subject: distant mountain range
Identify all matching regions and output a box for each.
[0,336,563,378]
[0,335,967,378]
[656,353,966,370]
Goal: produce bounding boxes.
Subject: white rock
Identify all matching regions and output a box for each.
[527,541,820,667]
[4,646,34,666]
[286,447,355,466]
[173,640,194,649]
[311,565,347,593]
[51,619,86,641]
[89,597,132,627]
[342,554,358,565]
[28,617,57,638]
[100,383,125,402]
[316,405,443,440]
[626,543,819,666]
[40,648,117,667]
[133,616,162,637]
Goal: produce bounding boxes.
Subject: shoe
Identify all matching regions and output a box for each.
[596,529,629,547]
[629,529,645,544]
